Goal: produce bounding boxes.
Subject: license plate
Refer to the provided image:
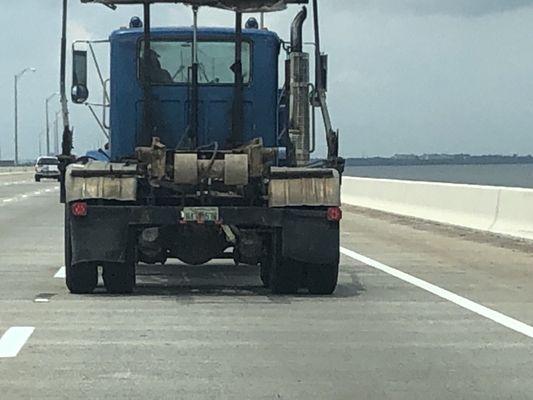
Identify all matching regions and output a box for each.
[182,207,219,223]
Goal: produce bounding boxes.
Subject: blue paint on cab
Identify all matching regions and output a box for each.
[109,27,281,161]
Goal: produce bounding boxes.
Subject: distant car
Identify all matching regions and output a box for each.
[35,156,60,182]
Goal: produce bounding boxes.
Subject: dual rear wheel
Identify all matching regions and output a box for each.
[306,263,339,295]
[102,262,135,294]
[65,259,136,295]
[260,230,339,295]
[262,258,338,295]
[65,209,135,295]
[65,262,98,295]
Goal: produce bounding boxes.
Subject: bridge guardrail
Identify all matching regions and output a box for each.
[342,177,533,241]
[0,167,33,175]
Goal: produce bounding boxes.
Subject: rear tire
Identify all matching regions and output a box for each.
[35,176,41,182]
[103,262,135,294]
[260,261,270,288]
[306,263,339,295]
[65,208,98,294]
[270,258,300,295]
[66,263,98,294]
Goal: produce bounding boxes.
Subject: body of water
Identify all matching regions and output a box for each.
[344,164,533,188]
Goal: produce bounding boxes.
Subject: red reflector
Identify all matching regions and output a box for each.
[71,202,88,217]
[327,207,342,222]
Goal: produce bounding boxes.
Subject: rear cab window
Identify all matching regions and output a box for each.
[139,40,252,85]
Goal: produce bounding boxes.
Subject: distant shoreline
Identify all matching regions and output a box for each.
[343,163,533,188]
[345,155,533,167]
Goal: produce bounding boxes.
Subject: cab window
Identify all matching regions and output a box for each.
[140,40,251,85]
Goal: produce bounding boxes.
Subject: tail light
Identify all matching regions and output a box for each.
[327,207,342,222]
[71,202,88,217]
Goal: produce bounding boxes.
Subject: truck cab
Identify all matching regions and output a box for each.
[109,27,281,159]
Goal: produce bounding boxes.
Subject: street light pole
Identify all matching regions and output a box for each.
[38,130,43,156]
[45,92,59,156]
[54,111,61,155]
[14,67,36,165]
[14,76,18,165]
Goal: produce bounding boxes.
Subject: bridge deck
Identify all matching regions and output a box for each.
[342,204,533,324]
[0,172,532,399]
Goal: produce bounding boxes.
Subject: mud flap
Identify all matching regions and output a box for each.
[281,213,339,265]
[69,206,131,265]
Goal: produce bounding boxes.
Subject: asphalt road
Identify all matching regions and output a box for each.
[1,172,533,399]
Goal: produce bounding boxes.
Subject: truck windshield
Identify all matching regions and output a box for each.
[140,40,251,85]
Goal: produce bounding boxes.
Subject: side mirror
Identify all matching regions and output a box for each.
[71,50,89,104]
[71,85,89,104]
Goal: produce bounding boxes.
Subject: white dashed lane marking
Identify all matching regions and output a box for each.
[54,267,66,279]
[0,327,35,358]
[0,186,59,207]
[0,180,32,187]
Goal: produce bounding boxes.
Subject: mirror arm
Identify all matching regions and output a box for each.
[103,78,111,129]
[60,0,72,158]
[307,83,316,153]
[86,103,110,140]
[312,0,323,92]
[87,42,110,104]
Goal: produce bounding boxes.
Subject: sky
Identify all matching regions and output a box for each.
[1,0,533,161]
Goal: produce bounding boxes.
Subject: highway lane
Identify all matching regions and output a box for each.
[342,205,533,324]
[0,176,533,399]
[0,172,34,193]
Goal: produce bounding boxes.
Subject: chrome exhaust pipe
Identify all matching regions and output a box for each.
[289,7,310,166]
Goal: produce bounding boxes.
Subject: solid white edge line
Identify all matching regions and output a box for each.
[0,327,35,358]
[340,246,533,339]
[54,267,66,279]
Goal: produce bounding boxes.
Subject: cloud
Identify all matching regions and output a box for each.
[68,20,93,41]
[2,1,533,159]
[335,0,533,17]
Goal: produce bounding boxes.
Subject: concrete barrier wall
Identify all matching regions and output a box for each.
[342,177,533,241]
[0,167,33,176]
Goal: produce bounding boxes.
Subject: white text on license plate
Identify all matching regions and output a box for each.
[182,207,219,223]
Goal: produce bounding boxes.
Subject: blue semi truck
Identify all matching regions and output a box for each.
[58,0,344,295]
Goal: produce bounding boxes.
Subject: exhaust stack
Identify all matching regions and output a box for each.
[289,7,310,166]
